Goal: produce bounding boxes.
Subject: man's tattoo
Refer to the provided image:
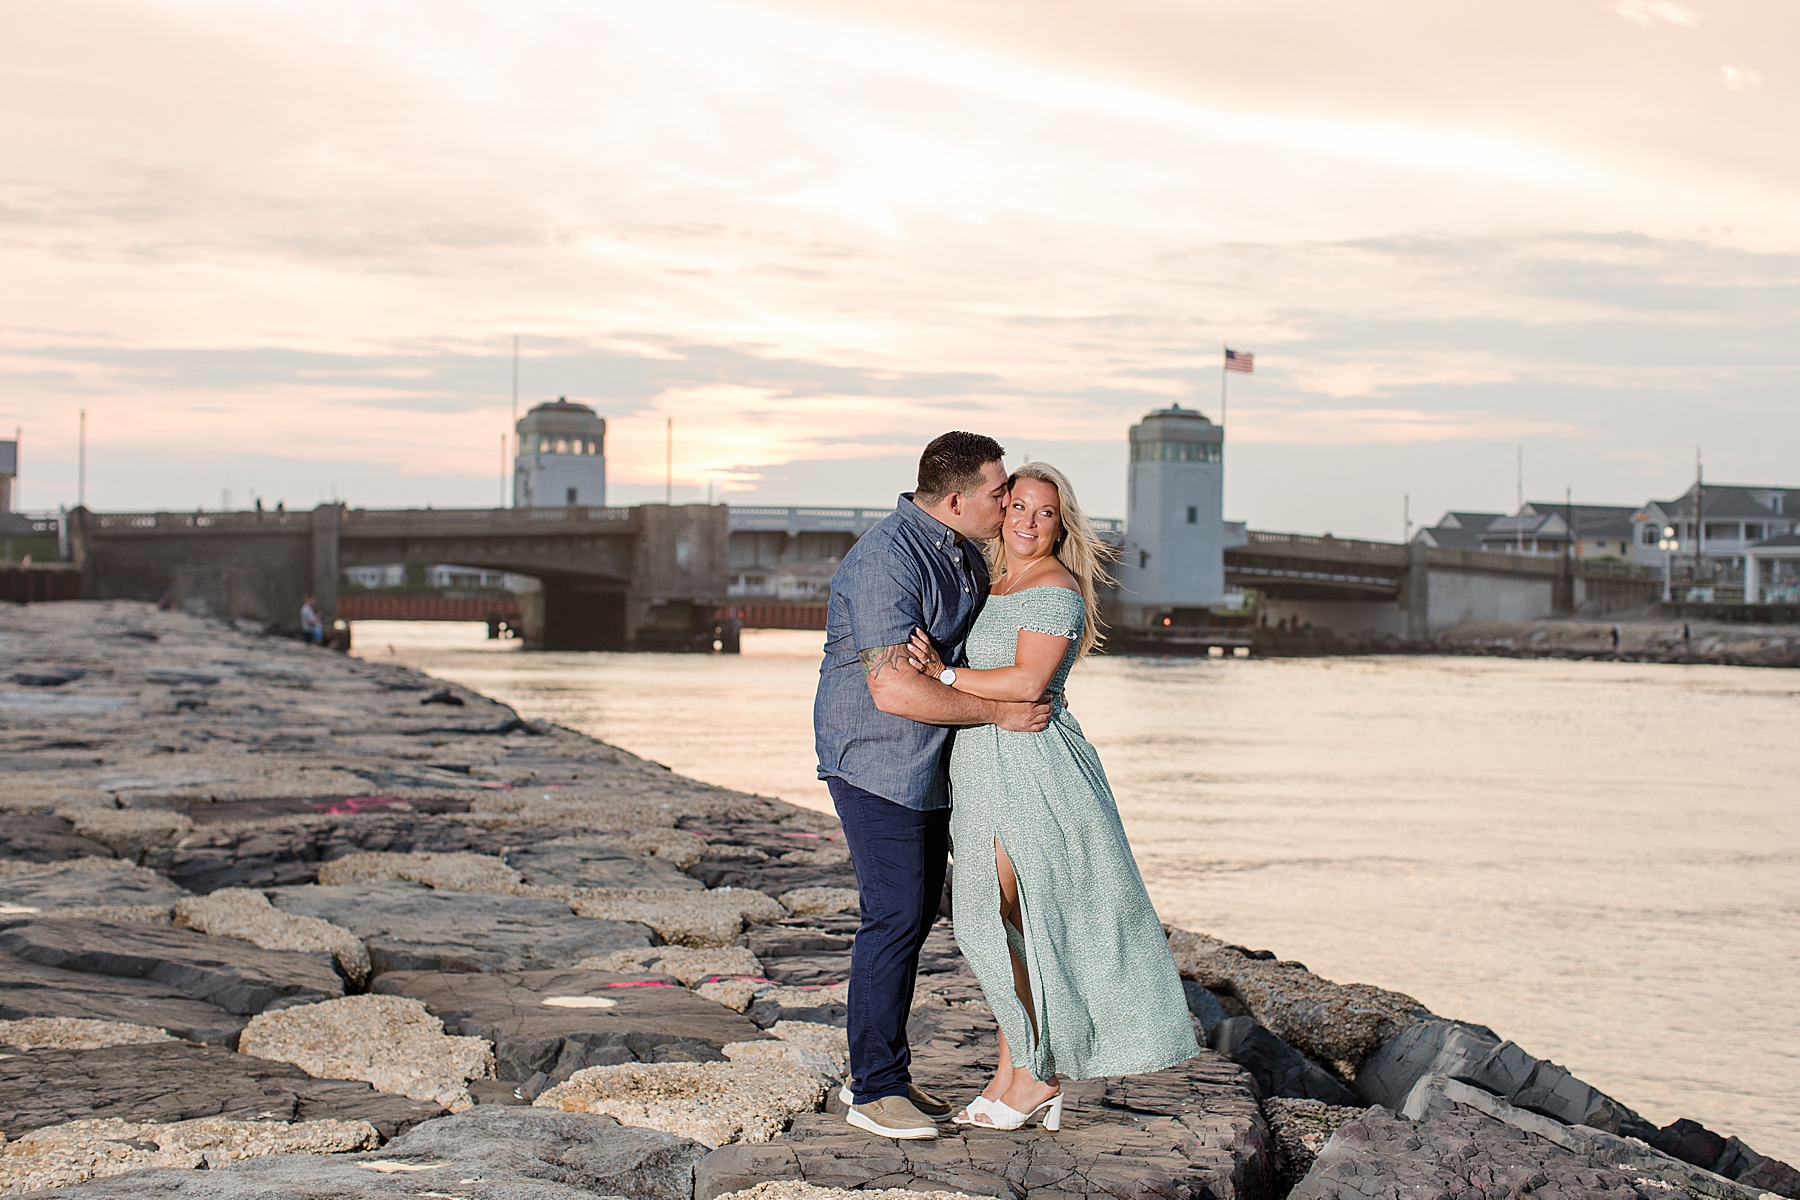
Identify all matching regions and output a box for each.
[859,644,912,680]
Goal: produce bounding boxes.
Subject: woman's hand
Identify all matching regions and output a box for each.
[907,627,947,679]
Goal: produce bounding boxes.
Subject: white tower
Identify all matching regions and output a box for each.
[1121,405,1225,618]
[514,399,607,508]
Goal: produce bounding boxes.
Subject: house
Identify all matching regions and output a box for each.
[1478,503,1639,559]
[1631,484,1800,570]
[1418,503,1644,560]
[728,557,840,601]
[1412,512,1504,551]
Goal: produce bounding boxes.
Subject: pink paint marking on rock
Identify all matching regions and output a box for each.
[311,796,408,815]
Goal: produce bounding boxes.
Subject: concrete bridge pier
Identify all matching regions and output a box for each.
[71,501,730,651]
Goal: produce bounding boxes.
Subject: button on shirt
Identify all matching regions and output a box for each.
[814,493,991,811]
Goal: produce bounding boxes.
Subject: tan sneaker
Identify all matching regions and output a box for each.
[847,1095,940,1140]
[839,1084,952,1119]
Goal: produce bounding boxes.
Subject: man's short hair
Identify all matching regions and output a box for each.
[916,432,1006,503]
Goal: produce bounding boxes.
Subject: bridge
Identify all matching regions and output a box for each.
[66,500,1666,652]
[69,504,728,651]
[1226,531,1662,635]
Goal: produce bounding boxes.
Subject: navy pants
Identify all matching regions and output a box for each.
[829,776,950,1105]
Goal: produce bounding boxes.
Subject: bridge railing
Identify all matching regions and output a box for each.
[727,506,890,534]
[90,511,308,531]
[1242,530,1406,560]
[345,506,634,526]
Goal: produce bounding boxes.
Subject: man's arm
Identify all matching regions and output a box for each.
[861,644,1050,732]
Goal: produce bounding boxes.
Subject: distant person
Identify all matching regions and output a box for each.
[157,589,175,611]
[900,461,1197,1132]
[1611,626,1620,651]
[300,595,324,644]
[813,432,1052,1141]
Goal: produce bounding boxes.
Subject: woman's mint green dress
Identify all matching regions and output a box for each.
[948,585,1199,1082]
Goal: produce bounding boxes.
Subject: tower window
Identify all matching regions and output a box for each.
[1186,506,1197,524]
[567,487,578,505]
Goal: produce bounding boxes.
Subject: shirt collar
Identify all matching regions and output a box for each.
[896,492,961,552]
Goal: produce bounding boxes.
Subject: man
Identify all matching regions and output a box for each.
[814,431,1053,1141]
[300,595,324,645]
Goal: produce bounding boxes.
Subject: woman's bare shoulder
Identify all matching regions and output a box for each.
[1015,570,1079,595]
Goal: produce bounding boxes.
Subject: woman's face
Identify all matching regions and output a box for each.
[1003,476,1064,563]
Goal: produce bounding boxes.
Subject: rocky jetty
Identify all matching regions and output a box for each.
[1,601,1795,1199]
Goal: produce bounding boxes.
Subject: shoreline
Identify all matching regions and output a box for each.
[2,600,1796,1200]
[1244,616,1800,668]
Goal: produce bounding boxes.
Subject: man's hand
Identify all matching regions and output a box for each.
[994,694,1054,733]
[862,643,1050,730]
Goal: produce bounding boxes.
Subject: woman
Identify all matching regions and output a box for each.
[903,463,1197,1131]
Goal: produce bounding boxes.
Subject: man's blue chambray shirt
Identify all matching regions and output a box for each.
[813,493,991,811]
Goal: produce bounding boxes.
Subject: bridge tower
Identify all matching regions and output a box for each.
[1120,404,1225,622]
[515,399,606,507]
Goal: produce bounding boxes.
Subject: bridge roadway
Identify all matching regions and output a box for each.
[68,502,1664,648]
[69,503,729,651]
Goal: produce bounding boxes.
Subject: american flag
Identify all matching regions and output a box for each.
[1224,348,1254,373]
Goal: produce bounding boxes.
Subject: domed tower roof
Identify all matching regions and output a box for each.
[517,398,604,437]
[1131,403,1220,444]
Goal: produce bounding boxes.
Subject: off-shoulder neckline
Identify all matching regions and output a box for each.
[989,583,1081,598]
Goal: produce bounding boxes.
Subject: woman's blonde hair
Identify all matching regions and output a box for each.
[986,461,1117,658]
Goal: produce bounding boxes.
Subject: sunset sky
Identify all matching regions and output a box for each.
[2,0,1794,535]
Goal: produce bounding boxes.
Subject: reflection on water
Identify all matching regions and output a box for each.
[353,621,1800,1157]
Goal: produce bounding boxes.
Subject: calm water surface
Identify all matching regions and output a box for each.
[353,622,1800,1157]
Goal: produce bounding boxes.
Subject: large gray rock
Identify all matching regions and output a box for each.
[697,1049,1272,1200]
[1398,1075,1770,1200]
[1355,1017,1656,1140]
[0,951,248,1046]
[267,882,653,976]
[0,1042,442,1139]
[0,917,342,1014]
[0,860,187,912]
[0,813,115,862]
[1296,1093,1771,1200]
[162,816,568,894]
[371,968,766,1081]
[42,1105,706,1200]
[1291,1102,1699,1200]
[507,839,702,891]
[743,922,853,960]
[1184,978,1232,1038]
[1209,1016,1360,1107]
[1172,934,1426,1074]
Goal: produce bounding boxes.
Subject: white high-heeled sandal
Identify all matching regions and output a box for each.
[971,1090,1063,1132]
[952,1096,1004,1126]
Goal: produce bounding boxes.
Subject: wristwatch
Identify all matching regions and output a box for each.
[938,667,957,687]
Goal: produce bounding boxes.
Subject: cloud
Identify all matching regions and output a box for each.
[1613,1,1701,27]
[1723,66,1763,92]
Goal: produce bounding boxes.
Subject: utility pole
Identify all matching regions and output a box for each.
[1695,447,1705,582]
[665,418,673,506]
[1565,485,1573,560]
[78,409,86,509]
[1515,445,1523,554]
[510,336,519,508]
[1403,493,1411,544]
[499,434,507,508]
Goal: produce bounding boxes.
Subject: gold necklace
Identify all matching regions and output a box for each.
[998,553,1050,595]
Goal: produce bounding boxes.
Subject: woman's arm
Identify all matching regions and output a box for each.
[906,626,1069,702]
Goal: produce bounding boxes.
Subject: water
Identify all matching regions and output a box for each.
[353,622,1800,1157]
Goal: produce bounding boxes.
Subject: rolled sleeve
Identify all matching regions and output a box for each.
[845,549,928,654]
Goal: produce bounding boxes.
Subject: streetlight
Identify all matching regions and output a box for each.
[1658,525,1679,602]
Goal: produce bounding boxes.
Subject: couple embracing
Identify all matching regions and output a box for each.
[813,431,1196,1140]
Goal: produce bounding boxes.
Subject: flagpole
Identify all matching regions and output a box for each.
[1220,341,1227,429]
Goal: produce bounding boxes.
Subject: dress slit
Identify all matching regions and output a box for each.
[993,834,1043,1064]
